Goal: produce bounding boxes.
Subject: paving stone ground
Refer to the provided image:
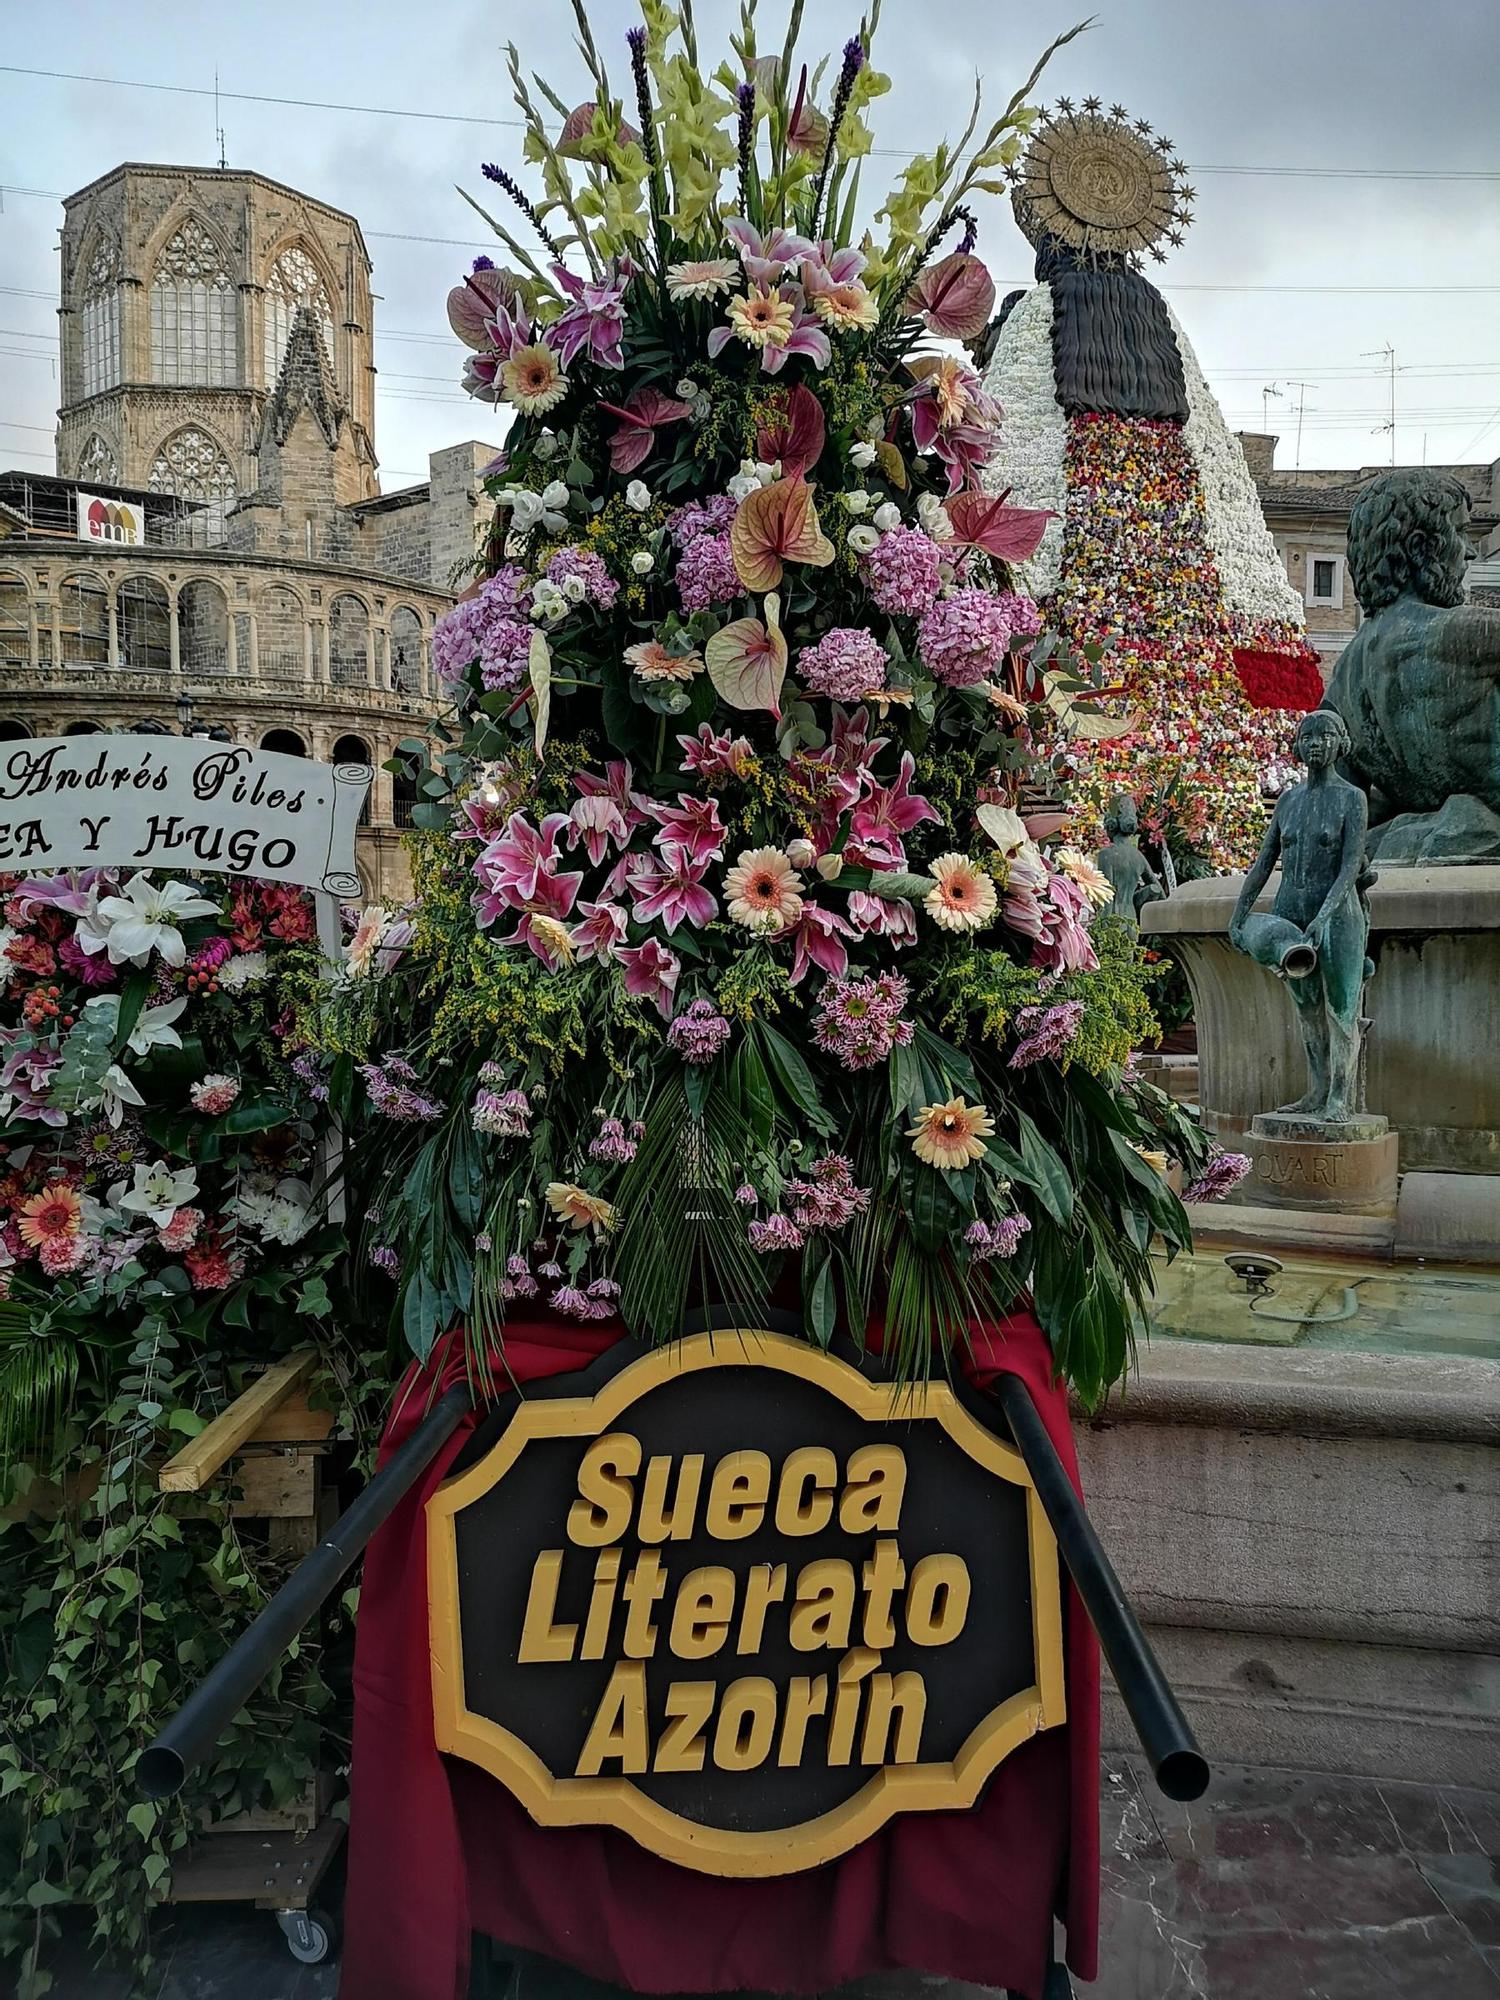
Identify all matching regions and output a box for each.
[43,1759,1500,1999]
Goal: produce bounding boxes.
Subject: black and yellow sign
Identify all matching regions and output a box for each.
[427,1331,1065,1876]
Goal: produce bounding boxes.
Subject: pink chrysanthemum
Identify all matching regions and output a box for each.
[666,997,733,1064]
[1009,1000,1086,1069]
[748,1212,804,1253]
[812,972,915,1070]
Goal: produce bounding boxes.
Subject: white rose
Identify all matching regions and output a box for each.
[541,480,570,511]
[630,549,655,576]
[727,470,760,503]
[873,501,901,532]
[846,524,880,554]
[560,572,587,604]
[843,490,870,515]
[625,479,652,512]
[756,460,780,486]
[848,441,877,469]
[675,378,700,399]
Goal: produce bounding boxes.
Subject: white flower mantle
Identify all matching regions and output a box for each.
[978,286,1068,599]
[980,284,1307,631]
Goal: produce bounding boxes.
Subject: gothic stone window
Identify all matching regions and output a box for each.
[263,245,336,388]
[151,220,238,387]
[149,426,238,547]
[80,235,121,400]
[75,433,120,485]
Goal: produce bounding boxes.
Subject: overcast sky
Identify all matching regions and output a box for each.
[3,0,1498,486]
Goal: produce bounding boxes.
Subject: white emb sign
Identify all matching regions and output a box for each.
[77,493,146,545]
[0,738,371,899]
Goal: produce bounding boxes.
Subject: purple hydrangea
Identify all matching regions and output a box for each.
[862,526,943,616]
[546,545,620,609]
[1008,1000,1086,1069]
[917,587,1019,688]
[431,567,532,690]
[798,627,888,701]
[676,532,743,612]
[666,997,732,1064]
[667,495,738,549]
[812,973,915,1070]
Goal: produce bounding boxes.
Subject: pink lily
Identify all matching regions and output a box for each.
[476,812,574,908]
[724,216,816,286]
[549,257,632,371]
[567,793,629,867]
[678,724,757,782]
[847,753,940,869]
[618,938,681,1018]
[574,760,649,833]
[761,286,832,376]
[642,793,726,865]
[828,705,889,775]
[787,903,856,986]
[1034,872,1099,976]
[627,842,718,933]
[848,891,918,948]
[570,899,629,963]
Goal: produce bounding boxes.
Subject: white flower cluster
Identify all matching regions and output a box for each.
[1168,306,1306,628]
[978,286,1069,599]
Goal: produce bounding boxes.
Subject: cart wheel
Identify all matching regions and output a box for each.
[277,1906,339,1965]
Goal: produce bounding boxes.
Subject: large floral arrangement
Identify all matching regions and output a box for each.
[325,1,1221,1403]
[0,864,364,1987]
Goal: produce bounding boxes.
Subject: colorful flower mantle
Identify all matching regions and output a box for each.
[322,2,1228,1402]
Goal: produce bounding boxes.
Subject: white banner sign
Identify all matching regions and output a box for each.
[77,492,146,546]
[0,738,371,898]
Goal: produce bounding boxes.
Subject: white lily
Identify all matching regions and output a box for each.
[88,875,219,968]
[82,1063,147,1130]
[114,1159,200,1229]
[82,992,188,1056]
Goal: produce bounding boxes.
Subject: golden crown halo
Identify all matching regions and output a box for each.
[1009,100,1195,265]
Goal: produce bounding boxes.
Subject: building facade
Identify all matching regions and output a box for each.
[1237,431,1500,673]
[1,163,498,901]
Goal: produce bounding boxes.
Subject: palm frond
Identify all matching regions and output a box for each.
[0,1319,80,1461]
[613,1076,771,1343]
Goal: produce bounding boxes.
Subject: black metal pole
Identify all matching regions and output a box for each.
[992,1373,1210,1803]
[138,1381,472,1800]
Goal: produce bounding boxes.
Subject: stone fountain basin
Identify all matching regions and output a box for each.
[1143,864,1500,1176]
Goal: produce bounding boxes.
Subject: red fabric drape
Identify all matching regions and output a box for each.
[339,1312,1099,2000]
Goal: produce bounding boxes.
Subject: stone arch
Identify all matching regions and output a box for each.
[392,755,420,830]
[261,726,307,757]
[65,721,102,735]
[255,581,306,681]
[149,214,238,388]
[0,718,33,741]
[328,591,371,688]
[333,732,373,825]
[0,571,31,666]
[262,239,338,389]
[388,604,425,694]
[148,425,238,547]
[117,574,171,674]
[75,432,120,486]
[178,577,230,676]
[57,570,110,667]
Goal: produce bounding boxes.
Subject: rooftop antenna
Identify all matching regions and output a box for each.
[1261,382,1283,433]
[1283,380,1318,471]
[1363,343,1397,464]
[214,69,228,169]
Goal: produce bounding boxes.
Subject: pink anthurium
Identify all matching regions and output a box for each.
[755,383,826,482]
[705,600,789,716]
[903,252,997,339]
[946,488,1056,562]
[598,385,693,474]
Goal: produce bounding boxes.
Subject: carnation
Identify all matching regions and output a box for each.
[798,628,888,701]
[158,1204,204,1251]
[917,588,1016,688]
[676,531,743,612]
[190,1073,240,1115]
[861,526,943,615]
